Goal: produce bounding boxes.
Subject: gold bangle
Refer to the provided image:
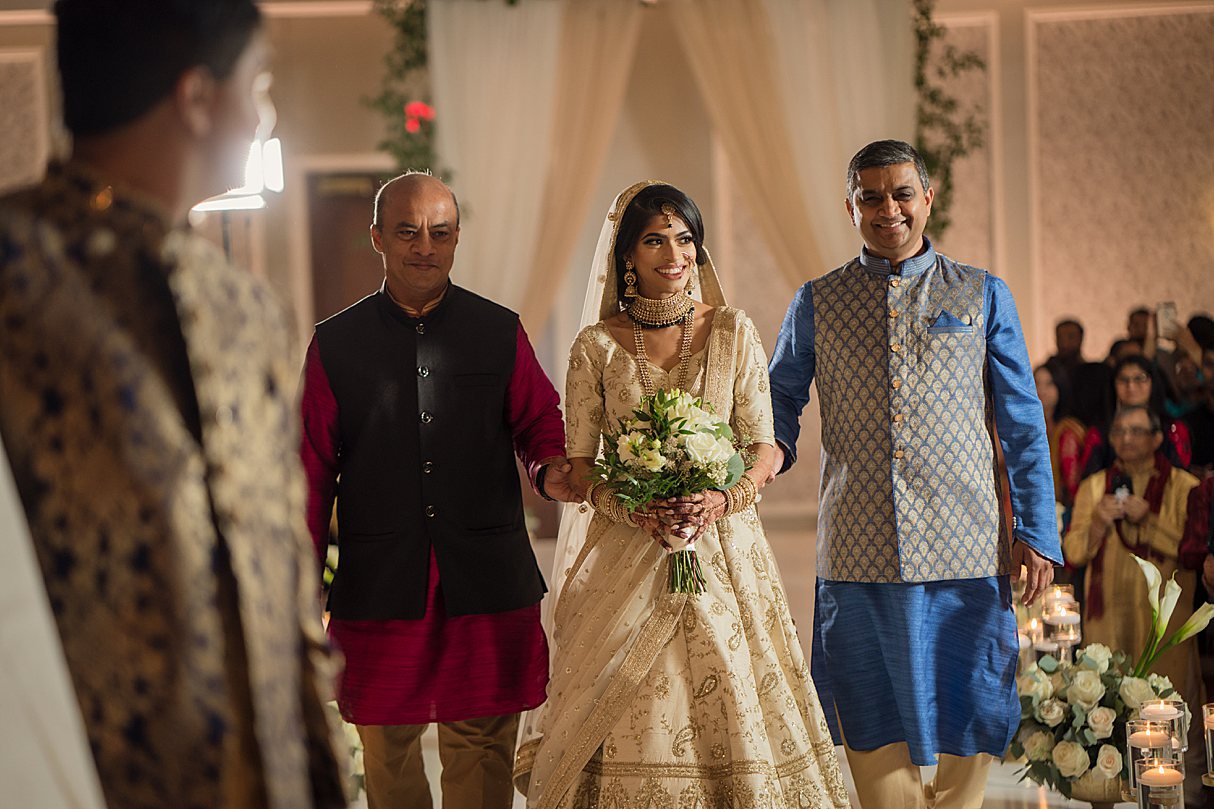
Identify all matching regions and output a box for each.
[723,475,758,516]
[588,481,636,526]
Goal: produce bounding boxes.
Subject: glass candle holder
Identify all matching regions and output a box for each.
[1041,583,1076,611]
[1135,757,1183,809]
[1032,637,1060,663]
[1042,600,1081,627]
[1140,697,1188,754]
[1050,624,1081,666]
[1202,703,1214,787]
[1127,720,1175,794]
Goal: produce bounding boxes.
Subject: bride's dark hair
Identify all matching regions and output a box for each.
[613,185,707,308]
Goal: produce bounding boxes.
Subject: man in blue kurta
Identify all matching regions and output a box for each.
[768,140,1061,809]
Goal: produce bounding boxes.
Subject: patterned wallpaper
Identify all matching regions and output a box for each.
[932,19,995,272]
[1032,8,1214,362]
[0,50,45,194]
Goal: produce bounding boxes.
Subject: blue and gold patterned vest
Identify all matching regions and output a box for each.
[813,253,1011,583]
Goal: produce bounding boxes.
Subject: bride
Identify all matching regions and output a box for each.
[514,181,848,808]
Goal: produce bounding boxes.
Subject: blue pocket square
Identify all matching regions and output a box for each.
[927,310,973,334]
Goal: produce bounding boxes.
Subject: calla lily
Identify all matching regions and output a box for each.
[1135,599,1214,677]
[1132,556,1162,620]
[1131,557,1164,677]
[1157,574,1183,639]
[1168,602,1214,646]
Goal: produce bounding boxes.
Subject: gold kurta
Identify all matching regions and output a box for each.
[515,308,848,809]
[0,163,345,809]
[1064,465,1202,703]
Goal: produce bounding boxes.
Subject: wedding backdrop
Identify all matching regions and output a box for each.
[426,0,914,328]
[0,0,1210,394]
[1,1,1214,805]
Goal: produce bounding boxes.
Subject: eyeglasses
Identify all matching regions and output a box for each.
[1115,374,1151,386]
[1109,426,1156,438]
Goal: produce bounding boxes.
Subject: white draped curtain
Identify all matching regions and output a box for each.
[429,0,643,332]
[428,0,564,314]
[763,0,916,269]
[673,0,914,281]
[428,0,914,327]
[519,0,643,329]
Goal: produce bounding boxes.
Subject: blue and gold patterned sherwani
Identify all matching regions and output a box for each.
[768,240,1061,764]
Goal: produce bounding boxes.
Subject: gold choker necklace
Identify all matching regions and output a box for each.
[627,292,694,329]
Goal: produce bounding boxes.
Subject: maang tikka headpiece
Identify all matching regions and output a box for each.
[660,202,677,226]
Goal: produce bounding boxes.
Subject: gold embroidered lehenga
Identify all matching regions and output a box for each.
[513,182,848,809]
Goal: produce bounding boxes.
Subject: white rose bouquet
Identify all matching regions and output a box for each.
[1011,558,1214,798]
[592,388,745,593]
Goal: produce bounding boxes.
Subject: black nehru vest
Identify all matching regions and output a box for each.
[315,285,545,619]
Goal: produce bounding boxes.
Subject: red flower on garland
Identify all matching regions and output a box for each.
[403,100,435,134]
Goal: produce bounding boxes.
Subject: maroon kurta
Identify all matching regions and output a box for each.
[301,323,563,725]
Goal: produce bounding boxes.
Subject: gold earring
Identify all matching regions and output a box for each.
[686,272,696,293]
[624,260,637,298]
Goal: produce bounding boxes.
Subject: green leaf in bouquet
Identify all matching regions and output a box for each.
[1019,695,1036,717]
[1038,655,1059,674]
[1080,728,1095,746]
[718,452,747,490]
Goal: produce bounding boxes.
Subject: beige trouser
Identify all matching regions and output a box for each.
[846,742,993,809]
[357,713,519,809]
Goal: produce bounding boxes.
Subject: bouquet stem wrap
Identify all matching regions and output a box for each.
[668,548,707,594]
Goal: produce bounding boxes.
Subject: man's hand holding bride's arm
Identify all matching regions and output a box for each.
[768,443,786,485]
[538,455,584,503]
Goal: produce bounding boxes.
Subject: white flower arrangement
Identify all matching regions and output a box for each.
[1011,645,1161,797]
[1011,557,1214,798]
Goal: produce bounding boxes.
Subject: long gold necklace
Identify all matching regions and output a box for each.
[632,309,695,396]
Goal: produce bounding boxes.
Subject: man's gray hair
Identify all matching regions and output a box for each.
[845,139,931,200]
[1112,403,1162,433]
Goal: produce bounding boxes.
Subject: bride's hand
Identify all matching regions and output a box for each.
[633,510,672,550]
[662,490,727,545]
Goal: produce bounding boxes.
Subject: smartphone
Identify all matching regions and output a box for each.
[1111,473,1133,504]
[1156,301,1179,340]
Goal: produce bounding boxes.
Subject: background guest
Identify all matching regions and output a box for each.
[1126,306,1151,348]
[1046,317,1085,383]
[1064,405,1202,722]
[1181,347,1214,477]
[1036,363,1086,512]
[1081,354,1191,477]
[1106,338,1143,366]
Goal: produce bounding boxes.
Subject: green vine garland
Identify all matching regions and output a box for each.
[366,0,436,173]
[913,0,987,239]
[366,0,517,175]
